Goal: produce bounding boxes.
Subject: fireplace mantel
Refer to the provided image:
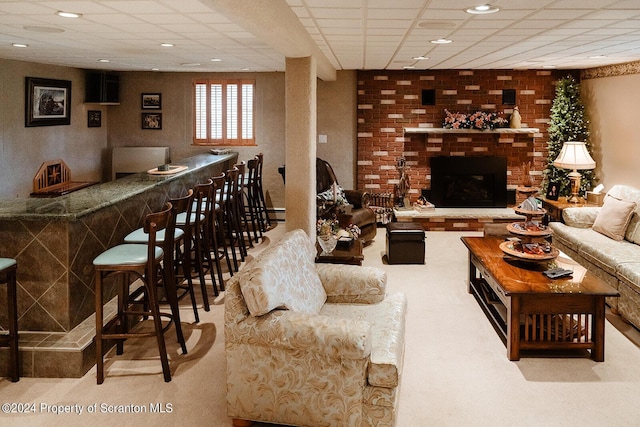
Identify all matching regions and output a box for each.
[403,127,539,135]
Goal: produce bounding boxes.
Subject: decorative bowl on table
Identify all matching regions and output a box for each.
[499,240,559,261]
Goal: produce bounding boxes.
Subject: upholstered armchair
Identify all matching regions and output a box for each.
[225,229,407,426]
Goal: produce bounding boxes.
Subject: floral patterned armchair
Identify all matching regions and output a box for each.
[225,229,407,426]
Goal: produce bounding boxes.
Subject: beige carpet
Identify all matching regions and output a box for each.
[2,223,640,426]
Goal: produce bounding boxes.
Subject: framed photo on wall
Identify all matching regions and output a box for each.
[142,112,162,130]
[141,93,161,110]
[25,77,71,127]
[88,110,101,127]
[546,181,560,201]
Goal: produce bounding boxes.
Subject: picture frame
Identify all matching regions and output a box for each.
[546,181,560,201]
[142,112,162,130]
[141,93,161,110]
[25,77,71,127]
[87,110,101,128]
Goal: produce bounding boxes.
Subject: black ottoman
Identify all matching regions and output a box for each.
[386,222,425,264]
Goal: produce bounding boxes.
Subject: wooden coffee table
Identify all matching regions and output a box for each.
[315,238,364,266]
[461,236,619,361]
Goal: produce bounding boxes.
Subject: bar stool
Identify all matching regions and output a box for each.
[219,167,244,271]
[206,172,233,286]
[245,158,264,243]
[0,258,19,382]
[93,203,185,384]
[124,190,200,323]
[234,161,254,249]
[255,153,272,230]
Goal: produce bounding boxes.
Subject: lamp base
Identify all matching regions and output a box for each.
[568,171,582,203]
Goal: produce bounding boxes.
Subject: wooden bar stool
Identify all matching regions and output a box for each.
[255,153,272,230]
[0,258,19,382]
[124,190,200,323]
[245,158,264,243]
[94,203,185,384]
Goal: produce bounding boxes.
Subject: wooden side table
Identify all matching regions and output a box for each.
[315,238,364,266]
[538,197,591,222]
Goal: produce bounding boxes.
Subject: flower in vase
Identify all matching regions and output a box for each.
[316,218,340,237]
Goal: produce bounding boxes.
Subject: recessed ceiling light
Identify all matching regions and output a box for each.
[589,55,607,59]
[56,11,82,18]
[151,68,160,71]
[211,58,222,62]
[241,68,251,71]
[160,43,174,47]
[413,56,429,60]
[181,62,201,67]
[12,43,28,48]
[466,4,500,14]
[431,38,452,44]
[543,65,557,69]
[403,66,416,69]
[98,59,110,63]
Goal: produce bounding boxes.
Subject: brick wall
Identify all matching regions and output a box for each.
[357,69,570,205]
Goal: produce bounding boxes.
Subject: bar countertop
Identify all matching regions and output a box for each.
[0,153,236,221]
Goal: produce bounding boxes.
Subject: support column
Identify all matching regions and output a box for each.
[285,56,317,240]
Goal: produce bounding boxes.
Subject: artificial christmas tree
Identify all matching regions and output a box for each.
[542,75,596,197]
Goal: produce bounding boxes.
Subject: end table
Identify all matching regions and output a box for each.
[315,238,364,266]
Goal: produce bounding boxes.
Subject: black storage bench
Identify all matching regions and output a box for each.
[386,222,425,264]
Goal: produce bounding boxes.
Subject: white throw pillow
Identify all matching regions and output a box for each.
[592,194,637,241]
[239,230,326,316]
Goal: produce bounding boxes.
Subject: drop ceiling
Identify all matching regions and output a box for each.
[1,0,640,73]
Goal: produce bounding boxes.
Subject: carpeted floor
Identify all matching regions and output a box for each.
[2,223,640,426]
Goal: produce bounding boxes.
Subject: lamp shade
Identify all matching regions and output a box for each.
[553,141,596,170]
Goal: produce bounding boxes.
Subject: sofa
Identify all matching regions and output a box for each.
[225,229,407,426]
[549,184,640,329]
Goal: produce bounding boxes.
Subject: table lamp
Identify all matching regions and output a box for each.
[553,141,596,203]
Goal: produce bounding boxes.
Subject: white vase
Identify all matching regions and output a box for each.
[317,234,338,254]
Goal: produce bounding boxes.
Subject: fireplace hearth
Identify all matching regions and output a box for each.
[430,156,507,208]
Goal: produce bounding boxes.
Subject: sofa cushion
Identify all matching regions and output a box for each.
[607,185,640,244]
[577,232,640,275]
[616,262,640,290]
[320,292,407,388]
[238,229,327,316]
[592,194,636,241]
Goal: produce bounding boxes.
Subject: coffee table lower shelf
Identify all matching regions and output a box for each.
[469,276,606,361]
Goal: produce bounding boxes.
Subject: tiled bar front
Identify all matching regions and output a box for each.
[0,153,237,377]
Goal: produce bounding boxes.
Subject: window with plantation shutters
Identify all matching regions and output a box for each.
[193,79,255,146]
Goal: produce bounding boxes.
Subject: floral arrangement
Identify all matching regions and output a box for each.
[442,109,508,130]
[317,218,340,237]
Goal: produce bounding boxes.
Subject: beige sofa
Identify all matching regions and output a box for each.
[549,185,640,328]
[225,229,407,427]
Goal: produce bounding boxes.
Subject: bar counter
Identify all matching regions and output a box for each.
[0,152,237,377]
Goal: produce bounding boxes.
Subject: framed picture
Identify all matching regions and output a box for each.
[141,93,161,110]
[88,110,101,127]
[142,112,162,130]
[546,181,560,201]
[25,77,71,127]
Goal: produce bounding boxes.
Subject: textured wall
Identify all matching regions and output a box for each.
[356,70,565,204]
[0,59,107,199]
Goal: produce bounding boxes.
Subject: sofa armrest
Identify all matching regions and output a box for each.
[227,309,372,360]
[562,207,601,228]
[315,264,386,304]
[344,190,370,209]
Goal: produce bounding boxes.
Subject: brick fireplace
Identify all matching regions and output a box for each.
[356,69,571,206]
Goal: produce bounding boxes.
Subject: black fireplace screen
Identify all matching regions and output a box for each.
[430,157,507,208]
